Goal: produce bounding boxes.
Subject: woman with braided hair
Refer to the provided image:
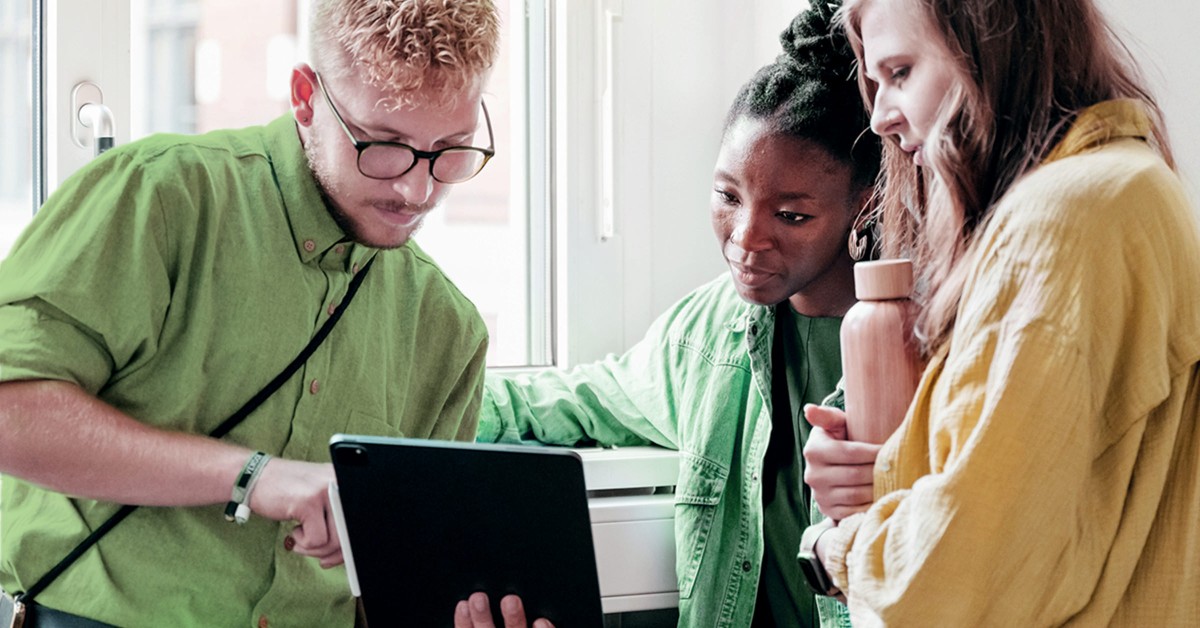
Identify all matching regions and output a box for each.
[461,2,880,627]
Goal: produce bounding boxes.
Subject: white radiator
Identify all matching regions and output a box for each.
[577,446,680,615]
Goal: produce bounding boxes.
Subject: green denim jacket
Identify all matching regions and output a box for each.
[479,275,839,627]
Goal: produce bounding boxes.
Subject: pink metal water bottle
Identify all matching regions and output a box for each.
[840,259,924,444]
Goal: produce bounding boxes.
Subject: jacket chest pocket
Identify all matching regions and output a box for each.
[673,452,728,599]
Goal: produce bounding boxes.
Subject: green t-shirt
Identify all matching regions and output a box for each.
[0,116,487,627]
[753,305,842,628]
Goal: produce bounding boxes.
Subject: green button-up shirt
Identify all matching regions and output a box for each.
[479,275,842,627]
[0,115,488,627]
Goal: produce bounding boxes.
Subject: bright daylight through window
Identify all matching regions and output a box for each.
[5,0,548,368]
[0,1,32,258]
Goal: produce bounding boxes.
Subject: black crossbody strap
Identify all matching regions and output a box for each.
[209,256,374,440]
[16,256,376,605]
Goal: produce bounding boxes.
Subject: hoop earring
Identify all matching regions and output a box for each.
[848,228,869,261]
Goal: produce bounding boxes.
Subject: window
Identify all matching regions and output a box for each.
[5,0,795,370]
[0,0,807,370]
[411,0,551,368]
[31,0,550,368]
[138,0,198,135]
[128,0,545,367]
[0,1,32,258]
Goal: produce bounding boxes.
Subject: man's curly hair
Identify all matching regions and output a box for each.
[311,0,500,109]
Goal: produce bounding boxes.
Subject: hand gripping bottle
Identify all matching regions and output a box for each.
[840,259,924,444]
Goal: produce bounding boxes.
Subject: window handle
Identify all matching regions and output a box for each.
[71,81,116,157]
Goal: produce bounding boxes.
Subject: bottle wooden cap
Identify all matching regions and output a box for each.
[854,259,914,300]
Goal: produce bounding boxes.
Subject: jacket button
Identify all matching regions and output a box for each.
[749,324,758,335]
[258,615,269,628]
[742,560,752,572]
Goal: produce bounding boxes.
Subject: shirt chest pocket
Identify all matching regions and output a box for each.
[673,452,728,599]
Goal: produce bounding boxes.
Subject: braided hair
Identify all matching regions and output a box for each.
[725,0,879,188]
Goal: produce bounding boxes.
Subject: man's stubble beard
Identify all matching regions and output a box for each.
[303,129,421,250]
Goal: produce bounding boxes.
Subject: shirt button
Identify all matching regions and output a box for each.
[335,244,346,255]
[742,560,752,572]
[283,536,296,551]
[303,239,316,252]
[749,324,758,336]
[327,302,338,316]
[352,263,360,274]
[751,472,759,482]
[878,460,891,472]
[258,615,269,628]
[309,379,320,395]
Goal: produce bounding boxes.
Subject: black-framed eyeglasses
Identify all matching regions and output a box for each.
[315,72,495,183]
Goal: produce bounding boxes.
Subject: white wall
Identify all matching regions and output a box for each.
[1096,0,1200,203]
[570,0,1197,364]
[589,0,808,360]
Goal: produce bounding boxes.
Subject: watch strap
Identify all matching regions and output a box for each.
[798,518,840,596]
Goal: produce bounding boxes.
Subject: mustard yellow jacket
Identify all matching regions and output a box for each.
[824,100,1200,626]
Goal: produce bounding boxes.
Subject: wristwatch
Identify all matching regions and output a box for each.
[798,518,840,596]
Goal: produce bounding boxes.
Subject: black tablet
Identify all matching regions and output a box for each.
[329,434,604,627]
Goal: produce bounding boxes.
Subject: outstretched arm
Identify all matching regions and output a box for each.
[0,379,343,565]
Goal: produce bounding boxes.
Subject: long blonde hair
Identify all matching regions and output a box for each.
[840,0,1173,357]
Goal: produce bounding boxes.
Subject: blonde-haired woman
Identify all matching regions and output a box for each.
[801,0,1200,625]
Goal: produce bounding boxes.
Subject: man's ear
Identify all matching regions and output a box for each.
[291,63,318,127]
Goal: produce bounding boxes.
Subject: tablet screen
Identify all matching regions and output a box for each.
[330,435,604,627]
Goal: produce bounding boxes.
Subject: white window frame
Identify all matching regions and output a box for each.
[44,0,132,194]
[42,0,563,367]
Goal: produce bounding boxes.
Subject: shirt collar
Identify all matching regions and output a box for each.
[726,301,771,334]
[263,114,359,264]
[1043,99,1151,165]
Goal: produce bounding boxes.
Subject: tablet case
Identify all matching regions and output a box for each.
[329,435,605,627]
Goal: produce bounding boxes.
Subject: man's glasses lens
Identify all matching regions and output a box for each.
[357,145,488,183]
[315,71,494,183]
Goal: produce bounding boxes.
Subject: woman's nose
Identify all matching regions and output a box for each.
[870,90,902,137]
[730,209,771,252]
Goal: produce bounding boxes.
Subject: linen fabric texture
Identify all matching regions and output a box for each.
[822,100,1200,626]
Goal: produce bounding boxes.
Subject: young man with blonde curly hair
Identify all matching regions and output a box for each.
[0,1,499,626]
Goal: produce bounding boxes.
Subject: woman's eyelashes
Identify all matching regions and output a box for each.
[714,186,809,224]
[777,210,810,224]
[889,65,911,84]
[714,188,739,206]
